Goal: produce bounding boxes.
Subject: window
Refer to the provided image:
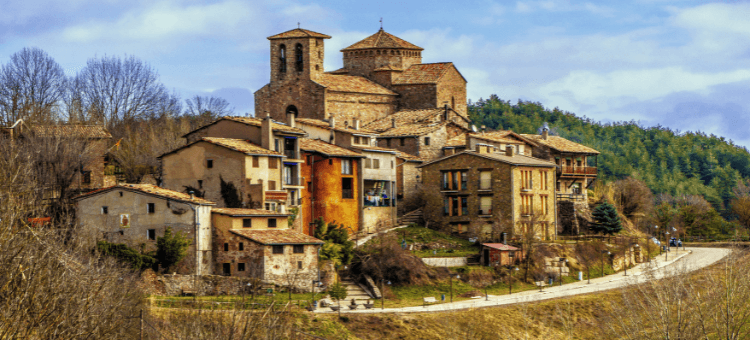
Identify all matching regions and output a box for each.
[119,191,123,197]
[147,229,156,240]
[253,156,259,168]
[341,159,352,175]
[268,180,276,190]
[284,166,294,185]
[353,136,360,144]
[293,245,304,253]
[207,159,213,168]
[147,203,155,214]
[365,158,372,169]
[441,171,467,190]
[239,242,244,251]
[386,139,392,147]
[298,261,303,269]
[274,139,280,152]
[101,206,108,214]
[295,44,304,72]
[272,245,284,254]
[243,218,252,228]
[521,170,533,190]
[342,178,354,199]
[479,171,491,190]
[279,44,287,73]
[238,263,245,271]
[479,196,492,215]
[424,137,430,146]
[540,170,548,190]
[265,202,277,211]
[82,171,91,184]
[223,263,231,275]
[198,180,203,189]
[400,138,405,146]
[444,196,467,216]
[373,159,380,169]
[391,160,394,169]
[461,197,468,216]
[521,195,533,216]
[451,223,467,234]
[224,243,229,251]
[541,195,549,215]
[268,219,277,228]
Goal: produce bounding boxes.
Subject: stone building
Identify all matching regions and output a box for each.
[74,184,215,275]
[418,146,557,241]
[254,27,469,137]
[299,138,364,235]
[211,207,323,289]
[443,130,538,158]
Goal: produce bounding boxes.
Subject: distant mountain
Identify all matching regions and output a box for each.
[469,95,750,217]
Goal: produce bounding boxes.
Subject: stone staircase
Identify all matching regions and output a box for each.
[398,209,423,226]
[340,278,373,303]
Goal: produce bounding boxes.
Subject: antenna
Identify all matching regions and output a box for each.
[297,22,300,29]
[380,18,383,30]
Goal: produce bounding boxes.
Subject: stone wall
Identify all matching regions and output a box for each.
[143,272,263,296]
[421,257,468,267]
[436,66,468,116]
[325,91,397,126]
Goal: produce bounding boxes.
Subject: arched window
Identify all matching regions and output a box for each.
[279,45,287,73]
[295,44,303,72]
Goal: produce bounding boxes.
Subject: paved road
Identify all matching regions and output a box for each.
[315,247,731,314]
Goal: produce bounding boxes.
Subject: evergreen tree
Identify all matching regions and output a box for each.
[591,202,622,235]
[156,227,192,272]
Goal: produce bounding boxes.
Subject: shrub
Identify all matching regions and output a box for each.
[155,227,191,272]
[97,240,156,271]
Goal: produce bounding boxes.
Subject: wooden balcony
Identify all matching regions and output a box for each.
[558,166,597,176]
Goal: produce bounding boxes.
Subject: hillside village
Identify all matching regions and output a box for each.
[0,27,612,294]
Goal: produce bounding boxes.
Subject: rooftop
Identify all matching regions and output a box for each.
[182,116,307,138]
[419,150,557,168]
[296,118,378,135]
[267,28,331,40]
[393,63,466,85]
[341,29,423,51]
[483,243,520,251]
[521,134,600,155]
[159,137,283,159]
[212,208,290,217]
[364,108,468,136]
[74,184,215,205]
[314,74,397,96]
[300,138,364,158]
[230,229,324,245]
[469,130,537,146]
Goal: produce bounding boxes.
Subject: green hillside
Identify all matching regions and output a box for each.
[468,95,750,219]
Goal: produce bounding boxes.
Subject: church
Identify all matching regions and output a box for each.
[254,27,470,153]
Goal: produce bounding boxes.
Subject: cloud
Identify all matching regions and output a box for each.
[513,0,615,16]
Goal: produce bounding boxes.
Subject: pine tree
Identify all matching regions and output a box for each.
[591,202,622,235]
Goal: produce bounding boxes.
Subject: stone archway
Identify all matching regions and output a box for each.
[285,105,298,117]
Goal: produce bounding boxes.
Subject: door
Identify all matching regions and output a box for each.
[223,263,231,276]
[483,249,490,266]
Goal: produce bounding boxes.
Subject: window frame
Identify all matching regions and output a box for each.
[293,245,304,254]
[268,218,277,228]
[272,245,284,254]
[147,229,156,240]
[243,218,252,228]
[147,203,155,214]
[101,206,108,215]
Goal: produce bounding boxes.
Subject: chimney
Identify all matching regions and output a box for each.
[481,125,486,135]
[502,232,507,245]
[391,117,396,128]
[329,115,336,128]
[505,145,514,157]
[443,104,449,121]
[354,119,360,130]
[475,144,482,153]
[189,191,195,200]
[261,112,273,150]
[287,110,296,128]
[542,122,550,140]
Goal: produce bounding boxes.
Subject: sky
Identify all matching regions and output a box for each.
[2,0,750,147]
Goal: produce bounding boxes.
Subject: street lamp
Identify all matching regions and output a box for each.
[558,257,568,286]
[601,250,610,277]
[380,279,391,310]
[506,266,519,295]
[449,273,460,303]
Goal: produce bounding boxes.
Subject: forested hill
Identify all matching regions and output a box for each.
[468,95,750,216]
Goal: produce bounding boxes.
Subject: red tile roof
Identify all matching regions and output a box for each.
[483,243,520,251]
[521,134,600,154]
[159,137,282,159]
[341,29,423,51]
[231,229,324,245]
[300,138,364,158]
[469,131,537,146]
[393,63,464,85]
[314,74,396,95]
[267,28,331,40]
[31,125,111,139]
[296,118,378,135]
[212,208,289,217]
[73,184,215,205]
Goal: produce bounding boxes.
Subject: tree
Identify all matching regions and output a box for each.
[328,282,348,318]
[314,218,355,266]
[612,177,654,218]
[591,202,622,235]
[184,95,234,129]
[155,227,192,272]
[575,242,603,284]
[0,47,66,125]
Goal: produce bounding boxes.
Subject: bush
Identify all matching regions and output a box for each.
[97,240,156,271]
[155,227,191,272]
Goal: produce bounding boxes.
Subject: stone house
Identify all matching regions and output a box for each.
[73,184,215,275]
[299,138,364,235]
[521,128,600,199]
[418,146,558,241]
[211,207,323,289]
[394,151,424,215]
[349,144,399,232]
[443,130,538,158]
[480,243,522,267]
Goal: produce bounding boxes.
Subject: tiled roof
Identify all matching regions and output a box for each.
[212,208,289,217]
[419,150,556,168]
[349,145,398,154]
[159,137,282,159]
[521,134,600,154]
[341,29,423,51]
[327,68,350,75]
[300,138,364,158]
[221,116,307,134]
[374,65,402,72]
[445,134,468,147]
[483,243,519,251]
[31,125,111,139]
[392,63,462,85]
[296,118,378,135]
[230,229,324,245]
[201,137,283,156]
[377,122,445,137]
[314,74,396,95]
[469,131,534,146]
[364,108,469,137]
[267,28,331,40]
[73,184,215,205]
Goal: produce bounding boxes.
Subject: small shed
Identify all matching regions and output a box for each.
[481,243,521,266]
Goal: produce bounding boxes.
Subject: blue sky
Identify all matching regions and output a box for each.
[2,0,750,147]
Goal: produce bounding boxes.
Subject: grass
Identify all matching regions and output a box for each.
[149,291,323,310]
[390,226,481,258]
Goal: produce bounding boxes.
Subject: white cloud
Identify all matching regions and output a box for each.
[513,0,615,16]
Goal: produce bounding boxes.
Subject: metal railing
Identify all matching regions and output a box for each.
[342,189,354,199]
[284,149,298,159]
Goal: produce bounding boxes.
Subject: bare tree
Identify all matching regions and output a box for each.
[575,241,604,284]
[75,55,168,129]
[185,95,234,129]
[0,47,66,125]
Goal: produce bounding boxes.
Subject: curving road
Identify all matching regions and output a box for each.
[316,247,731,314]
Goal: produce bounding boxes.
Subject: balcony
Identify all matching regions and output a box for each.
[284,149,302,160]
[283,176,301,186]
[557,193,587,202]
[559,166,597,176]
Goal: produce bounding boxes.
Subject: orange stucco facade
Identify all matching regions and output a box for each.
[301,152,361,236]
